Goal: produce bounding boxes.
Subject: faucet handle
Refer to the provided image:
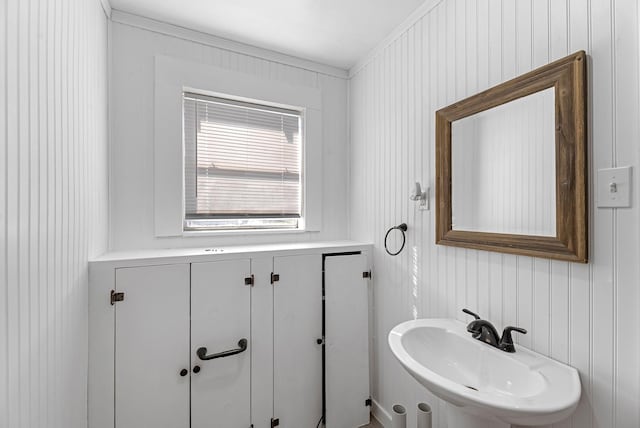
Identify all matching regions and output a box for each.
[462,308,481,320]
[499,326,527,353]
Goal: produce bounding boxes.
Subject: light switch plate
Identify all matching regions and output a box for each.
[597,166,632,208]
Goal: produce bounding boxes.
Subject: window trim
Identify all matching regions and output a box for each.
[154,55,322,237]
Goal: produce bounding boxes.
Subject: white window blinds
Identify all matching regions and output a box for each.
[183,92,303,230]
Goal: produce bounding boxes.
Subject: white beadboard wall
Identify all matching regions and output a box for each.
[349,1,640,428]
[0,0,109,428]
[109,15,349,250]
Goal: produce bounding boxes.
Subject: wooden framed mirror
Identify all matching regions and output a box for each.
[435,51,587,263]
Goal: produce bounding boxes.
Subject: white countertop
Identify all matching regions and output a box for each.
[89,240,373,266]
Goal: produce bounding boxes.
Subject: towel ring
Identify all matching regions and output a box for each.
[384,223,408,256]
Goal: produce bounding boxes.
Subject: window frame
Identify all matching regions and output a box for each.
[153,55,322,238]
[182,90,306,232]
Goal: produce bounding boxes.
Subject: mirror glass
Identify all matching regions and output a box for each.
[451,87,556,236]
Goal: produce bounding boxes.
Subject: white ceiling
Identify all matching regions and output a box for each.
[109,0,427,70]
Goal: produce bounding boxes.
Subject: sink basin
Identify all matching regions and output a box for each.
[388,319,581,426]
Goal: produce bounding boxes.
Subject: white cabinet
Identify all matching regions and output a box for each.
[89,243,371,428]
[113,261,252,428]
[273,254,323,428]
[114,264,190,428]
[250,257,275,428]
[325,254,371,428]
[191,259,251,428]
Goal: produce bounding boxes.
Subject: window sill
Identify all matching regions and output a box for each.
[181,228,318,238]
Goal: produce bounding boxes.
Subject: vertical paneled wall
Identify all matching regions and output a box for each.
[349,1,640,427]
[0,0,109,427]
[109,19,349,250]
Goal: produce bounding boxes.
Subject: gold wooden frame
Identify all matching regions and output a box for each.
[435,51,588,263]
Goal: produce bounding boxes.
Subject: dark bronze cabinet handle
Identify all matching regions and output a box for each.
[197,338,248,361]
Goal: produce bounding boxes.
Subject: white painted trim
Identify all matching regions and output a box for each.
[109,9,349,80]
[345,75,352,238]
[99,0,112,18]
[349,0,444,77]
[153,55,323,237]
[106,18,114,251]
[371,399,391,428]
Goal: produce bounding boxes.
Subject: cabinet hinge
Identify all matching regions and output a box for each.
[365,397,372,407]
[363,270,372,279]
[110,290,124,305]
[271,418,280,427]
[244,275,254,286]
[271,273,280,284]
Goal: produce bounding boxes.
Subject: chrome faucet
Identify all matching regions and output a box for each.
[462,309,527,353]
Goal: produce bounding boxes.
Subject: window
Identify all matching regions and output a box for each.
[183,92,303,231]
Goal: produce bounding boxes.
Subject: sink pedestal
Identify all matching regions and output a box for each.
[446,404,511,428]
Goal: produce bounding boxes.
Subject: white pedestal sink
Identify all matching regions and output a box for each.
[388,319,581,427]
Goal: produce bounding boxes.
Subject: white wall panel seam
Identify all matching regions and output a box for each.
[349,0,444,77]
[0,0,8,424]
[611,3,618,427]
[100,0,112,18]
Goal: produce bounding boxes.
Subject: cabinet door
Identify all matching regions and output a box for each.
[325,254,370,428]
[115,264,190,428]
[191,260,251,428]
[273,254,323,428]
[250,257,275,428]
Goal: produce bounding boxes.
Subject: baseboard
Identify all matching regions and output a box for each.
[371,399,391,427]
